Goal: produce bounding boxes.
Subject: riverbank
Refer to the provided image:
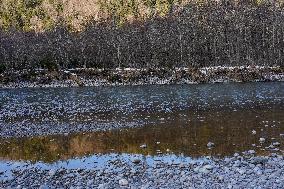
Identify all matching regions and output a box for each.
[0,153,283,188]
[0,66,283,88]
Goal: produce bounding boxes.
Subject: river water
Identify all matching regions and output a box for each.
[0,82,283,163]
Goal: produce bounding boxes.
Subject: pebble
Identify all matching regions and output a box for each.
[207,142,215,148]
[39,184,49,189]
[48,169,56,177]
[6,155,282,189]
[248,150,256,154]
[140,144,147,148]
[236,168,246,174]
[132,158,141,164]
[250,157,268,165]
[119,179,129,186]
[259,138,266,143]
[272,142,280,146]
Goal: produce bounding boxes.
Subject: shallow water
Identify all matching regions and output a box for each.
[0,82,283,162]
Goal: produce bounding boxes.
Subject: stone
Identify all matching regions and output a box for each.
[272,142,280,146]
[48,169,56,177]
[87,180,93,186]
[119,179,129,186]
[132,158,141,164]
[251,157,268,165]
[97,184,107,189]
[207,142,215,148]
[194,166,200,173]
[233,160,241,167]
[39,184,49,189]
[203,165,214,170]
[259,138,265,143]
[217,175,224,181]
[199,167,210,174]
[197,164,214,174]
[248,150,256,154]
[236,168,245,175]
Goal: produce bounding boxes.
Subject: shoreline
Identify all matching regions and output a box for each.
[1,66,283,89]
[0,153,283,188]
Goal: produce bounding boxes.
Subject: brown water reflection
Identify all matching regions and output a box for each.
[0,107,283,162]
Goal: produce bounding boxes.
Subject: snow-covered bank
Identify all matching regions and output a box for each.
[0,66,283,88]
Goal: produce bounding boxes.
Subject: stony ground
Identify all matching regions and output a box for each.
[0,77,283,188]
[0,153,283,189]
[1,66,283,88]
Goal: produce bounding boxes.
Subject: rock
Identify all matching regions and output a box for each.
[179,163,185,168]
[39,184,49,189]
[119,179,129,186]
[234,160,243,167]
[236,168,246,174]
[207,142,215,148]
[198,164,214,174]
[198,167,210,174]
[250,157,268,165]
[140,144,147,148]
[272,142,280,146]
[252,130,256,135]
[259,138,265,143]
[97,184,107,189]
[194,166,200,173]
[253,166,263,175]
[48,169,56,177]
[87,180,93,186]
[203,164,214,170]
[132,158,141,164]
[217,175,224,181]
[268,144,275,149]
[248,150,256,154]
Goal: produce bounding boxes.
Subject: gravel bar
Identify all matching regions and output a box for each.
[0,153,283,189]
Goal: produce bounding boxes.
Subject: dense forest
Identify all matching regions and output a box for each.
[1,0,284,73]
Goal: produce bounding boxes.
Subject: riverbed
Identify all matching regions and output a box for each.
[0,82,283,188]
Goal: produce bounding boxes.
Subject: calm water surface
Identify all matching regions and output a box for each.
[0,82,283,162]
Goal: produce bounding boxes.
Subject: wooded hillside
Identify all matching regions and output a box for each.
[1,0,284,72]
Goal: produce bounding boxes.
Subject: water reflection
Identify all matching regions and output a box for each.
[0,108,283,162]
